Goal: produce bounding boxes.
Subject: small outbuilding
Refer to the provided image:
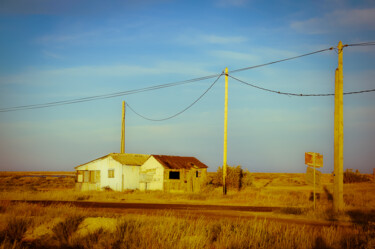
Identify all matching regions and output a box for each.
[75,153,149,191]
[139,155,208,193]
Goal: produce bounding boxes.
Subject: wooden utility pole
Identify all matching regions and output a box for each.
[223,68,228,195]
[334,41,344,211]
[121,101,126,154]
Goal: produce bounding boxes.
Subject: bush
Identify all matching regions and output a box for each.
[4,217,30,242]
[344,170,371,183]
[76,195,91,201]
[102,186,113,191]
[113,219,141,249]
[52,215,84,245]
[211,165,253,190]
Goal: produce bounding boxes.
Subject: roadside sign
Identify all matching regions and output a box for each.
[305,152,323,210]
[306,167,321,186]
[305,152,323,168]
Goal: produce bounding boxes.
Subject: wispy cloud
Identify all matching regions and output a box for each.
[0,0,169,15]
[201,34,247,44]
[42,50,64,60]
[215,0,249,7]
[176,34,247,45]
[36,32,98,45]
[209,47,297,64]
[291,8,375,34]
[0,61,215,87]
[210,50,259,62]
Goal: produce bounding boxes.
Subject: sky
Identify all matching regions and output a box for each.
[0,0,375,173]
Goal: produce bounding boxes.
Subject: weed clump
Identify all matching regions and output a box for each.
[113,219,141,249]
[210,165,253,190]
[278,207,305,215]
[76,194,91,201]
[344,169,371,183]
[72,228,107,249]
[3,217,30,242]
[52,215,84,245]
[207,223,221,242]
[102,186,114,191]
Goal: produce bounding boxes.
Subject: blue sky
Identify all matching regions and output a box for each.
[0,0,374,173]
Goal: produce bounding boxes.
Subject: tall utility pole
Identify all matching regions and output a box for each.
[334,41,344,211]
[223,68,228,195]
[121,101,126,154]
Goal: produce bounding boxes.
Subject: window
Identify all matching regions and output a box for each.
[169,171,180,180]
[83,171,90,183]
[77,171,84,182]
[108,169,115,178]
[90,171,96,183]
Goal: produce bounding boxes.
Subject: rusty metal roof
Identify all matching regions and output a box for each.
[75,153,150,169]
[151,155,208,169]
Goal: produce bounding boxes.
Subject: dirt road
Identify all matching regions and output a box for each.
[10,200,352,228]
[18,200,279,212]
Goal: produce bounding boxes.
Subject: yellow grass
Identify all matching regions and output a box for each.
[0,172,374,209]
[0,202,374,249]
[0,171,374,248]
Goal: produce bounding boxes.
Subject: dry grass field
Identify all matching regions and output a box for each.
[0,171,374,248]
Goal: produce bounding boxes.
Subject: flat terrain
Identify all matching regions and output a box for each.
[0,171,374,248]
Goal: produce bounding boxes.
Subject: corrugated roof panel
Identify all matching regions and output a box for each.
[152,155,208,169]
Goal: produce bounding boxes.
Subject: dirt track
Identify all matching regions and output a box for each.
[10,200,353,228]
[17,200,279,212]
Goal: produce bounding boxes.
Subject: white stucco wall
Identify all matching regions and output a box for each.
[122,165,140,190]
[139,156,164,191]
[103,157,123,191]
[76,156,141,191]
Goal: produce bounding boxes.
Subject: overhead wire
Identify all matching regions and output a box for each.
[0,73,221,112]
[347,42,375,47]
[0,47,335,113]
[1,42,375,113]
[125,72,223,121]
[229,75,375,96]
[229,47,335,74]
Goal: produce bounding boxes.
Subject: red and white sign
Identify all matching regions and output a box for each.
[305,152,323,168]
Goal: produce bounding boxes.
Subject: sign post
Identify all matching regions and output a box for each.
[305,152,323,210]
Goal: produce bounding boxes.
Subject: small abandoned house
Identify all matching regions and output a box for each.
[75,153,149,191]
[139,155,208,193]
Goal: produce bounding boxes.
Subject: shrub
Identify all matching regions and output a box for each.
[113,219,141,249]
[76,195,91,201]
[207,223,221,242]
[102,186,113,191]
[4,217,30,242]
[72,228,106,249]
[52,215,84,245]
[278,207,305,215]
[211,165,252,190]
[344,169,371,183]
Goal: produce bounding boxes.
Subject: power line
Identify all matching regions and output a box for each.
[229,75,375,96]
[126,72,223,121]
[0,47,335,113]
[347,41,375,47]
[229,47,334,74]
[1,42,375,113]
[0,73,221,112]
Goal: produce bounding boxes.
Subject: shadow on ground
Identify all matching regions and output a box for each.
[346,209,375,228]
